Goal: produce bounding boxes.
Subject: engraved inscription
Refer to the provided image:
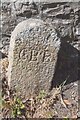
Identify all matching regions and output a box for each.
[19,49,32,61]
[19,48,54,62]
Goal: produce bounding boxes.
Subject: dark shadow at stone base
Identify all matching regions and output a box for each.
[0,51,7,59]
[50,36,80,90]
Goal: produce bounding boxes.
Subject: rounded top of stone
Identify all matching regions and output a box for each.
[11,19,45,38]
[11,18,60,48]
[17,18,44,28]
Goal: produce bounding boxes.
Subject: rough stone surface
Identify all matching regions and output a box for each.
[8,18,61,97]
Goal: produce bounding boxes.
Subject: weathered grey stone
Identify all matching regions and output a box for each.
[8,18,61,97]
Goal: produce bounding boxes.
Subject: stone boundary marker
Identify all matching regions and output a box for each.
[8,18,61,97]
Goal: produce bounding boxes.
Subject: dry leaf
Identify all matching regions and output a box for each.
[60,95,67,108]
[63,99,71,105]
[71,115,77,118]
